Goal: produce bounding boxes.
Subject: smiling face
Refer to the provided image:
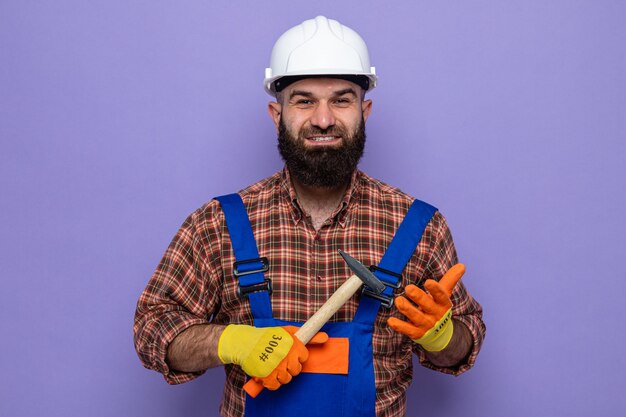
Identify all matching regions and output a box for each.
[268,78,373,187]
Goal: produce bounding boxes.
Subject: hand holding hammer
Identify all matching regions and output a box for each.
[243,250,386,397]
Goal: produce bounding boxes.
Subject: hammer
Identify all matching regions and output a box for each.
[243,250,386,397]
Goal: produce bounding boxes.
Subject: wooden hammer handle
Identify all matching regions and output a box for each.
[243,274,364,397]
[293,274,363,343]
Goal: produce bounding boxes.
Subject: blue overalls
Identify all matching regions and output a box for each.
[215,194,436,417]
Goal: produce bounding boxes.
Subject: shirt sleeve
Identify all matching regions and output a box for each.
[133,205,224,384]
[413,212,486,376]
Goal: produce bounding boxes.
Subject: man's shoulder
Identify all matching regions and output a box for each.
[357,171,423,205]
[358,171,406,195]
[196,171,284,215]
[357,171,439,219]
[239,171,283,200]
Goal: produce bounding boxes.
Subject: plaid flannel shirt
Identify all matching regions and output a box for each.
[134,168,485,417]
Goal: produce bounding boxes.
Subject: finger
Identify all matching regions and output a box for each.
[293,341,308,362]
[394,296,428,324]
[387,317,425,340]
[285,351,303,375]
[405,285,437,313]
[279,325,305,361]
[423,280,453,308]
[265,382,281,391]
[282,325,299,335]
[261,374,281,390]
[275,366,292,384]
[394,295,437,330]
[439,264,465,295]
[308,331,329,345]
[273,358,288,376]
[288,343,308,369]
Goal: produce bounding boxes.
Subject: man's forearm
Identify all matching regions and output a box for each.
[166,324,226,372]
[423,319,472,367]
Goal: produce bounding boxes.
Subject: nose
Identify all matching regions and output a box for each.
[310,101,335,130]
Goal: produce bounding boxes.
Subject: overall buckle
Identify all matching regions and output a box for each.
[361,265,402,308]
[233,257,272,297]
[238,278,273,297]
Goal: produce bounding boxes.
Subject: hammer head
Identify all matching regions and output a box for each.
[338,250,386,294]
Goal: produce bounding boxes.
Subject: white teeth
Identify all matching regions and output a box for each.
[310,136,336,142]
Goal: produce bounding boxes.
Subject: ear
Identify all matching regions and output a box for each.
[267,101,282,130]
[362,99,373,122]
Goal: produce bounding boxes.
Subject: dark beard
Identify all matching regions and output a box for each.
[277,118,366,188]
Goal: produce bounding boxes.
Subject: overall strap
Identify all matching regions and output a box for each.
[215,194,273,320]
[354,199,437,324]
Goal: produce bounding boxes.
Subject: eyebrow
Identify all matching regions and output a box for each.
[333,88,358,97]
[289,90,314,100]
[289,88,358,101]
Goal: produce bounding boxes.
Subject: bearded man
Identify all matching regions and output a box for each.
[134,16,485,417]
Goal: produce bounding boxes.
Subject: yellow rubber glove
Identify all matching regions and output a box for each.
[387,264,465,352]
[218,324,328,390]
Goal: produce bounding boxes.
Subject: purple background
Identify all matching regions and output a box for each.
[2,1,625,416]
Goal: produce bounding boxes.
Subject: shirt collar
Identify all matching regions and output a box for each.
[280,167,362,228]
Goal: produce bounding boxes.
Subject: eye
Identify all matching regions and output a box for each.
[334,97,353,106]
[291,98,316,107]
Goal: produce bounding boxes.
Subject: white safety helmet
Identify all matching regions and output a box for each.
[264,16,377,96]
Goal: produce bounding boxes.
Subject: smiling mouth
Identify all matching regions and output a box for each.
[307,136,340,142]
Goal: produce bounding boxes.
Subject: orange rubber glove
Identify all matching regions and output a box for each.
[252,326,328,390]
[218,324,328,391]
[387,264,465,352]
